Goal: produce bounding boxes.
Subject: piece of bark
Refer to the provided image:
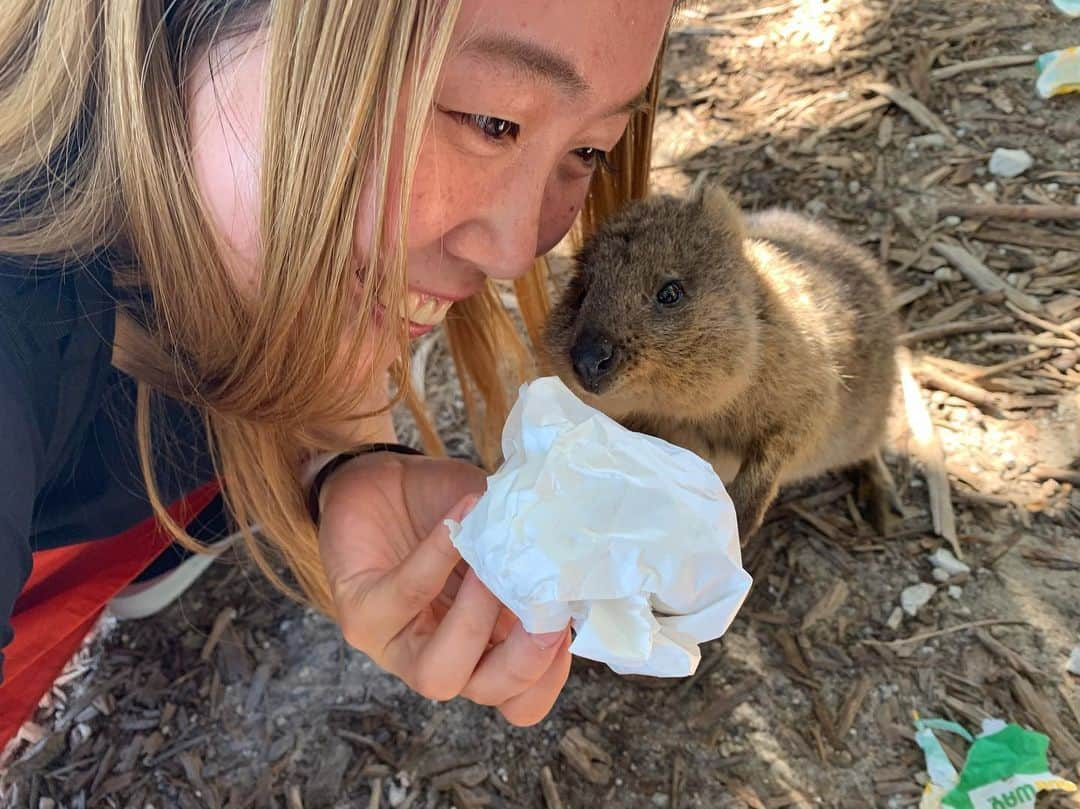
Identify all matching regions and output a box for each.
[930,54,1037,79]
[899,352,959,555]
[914,363,1008,418]
[1030,466,1080,486]
[938,203,1080,221]
[690,678,760,730]
[431,764,488,792]
[671,753,686,809]
[558,727,612,785]
[866,82,956,142]
[201,607,237,662]
[1009,674,1080,763]
[974,630,1047,682]
[932,242,1043,313]
[540,767,565,809]
[833,676,873,744]
[900,316,1013,345]
[800,580,850,632]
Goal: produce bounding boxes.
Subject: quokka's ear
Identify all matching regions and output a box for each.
[695,182,746,244]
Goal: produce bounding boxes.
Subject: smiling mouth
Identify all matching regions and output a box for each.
[375,288,457,336]
[403,290,455,327]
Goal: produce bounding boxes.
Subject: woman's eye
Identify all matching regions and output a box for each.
[574,147,615,173]
[457,113,520,142]
[656,280,684,307]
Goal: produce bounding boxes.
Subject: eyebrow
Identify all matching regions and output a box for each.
[609,87,653,117]
[461,34,590,96]
[460,33,653,119]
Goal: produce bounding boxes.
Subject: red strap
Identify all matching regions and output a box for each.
[0,482,220,746]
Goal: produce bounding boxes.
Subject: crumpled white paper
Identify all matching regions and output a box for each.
[446,376,752,677]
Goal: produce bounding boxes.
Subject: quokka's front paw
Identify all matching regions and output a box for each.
[734,499,768,544]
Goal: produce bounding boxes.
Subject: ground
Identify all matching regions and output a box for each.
[4,0,1080,807]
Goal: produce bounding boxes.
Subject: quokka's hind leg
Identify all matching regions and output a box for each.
[856,450,902,537]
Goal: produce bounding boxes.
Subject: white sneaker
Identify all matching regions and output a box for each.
[108,534,238,620]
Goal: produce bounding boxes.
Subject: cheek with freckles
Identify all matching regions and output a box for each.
[400,139,484,254]
[536,178,591,255]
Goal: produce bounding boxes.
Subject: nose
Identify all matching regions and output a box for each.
[570,331,619,393]
[445,173,548,282]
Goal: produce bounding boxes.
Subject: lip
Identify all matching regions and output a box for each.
[371,303,436,338]
[356,266,481,338]
[373,285,467,339]
[407,284,476,303]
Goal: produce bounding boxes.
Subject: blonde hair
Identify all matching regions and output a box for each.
[0,0,667,616]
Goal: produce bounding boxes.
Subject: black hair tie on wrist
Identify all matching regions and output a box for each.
[306,443,424,526]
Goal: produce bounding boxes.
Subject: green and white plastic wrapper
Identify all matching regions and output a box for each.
[915,718,1077,808]
[447,377,752,677]
[1036,46,1080,99]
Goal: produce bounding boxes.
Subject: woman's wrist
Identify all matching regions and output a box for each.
[306,443,425,525]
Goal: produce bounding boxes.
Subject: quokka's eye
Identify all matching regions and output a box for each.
[656,281,684,307]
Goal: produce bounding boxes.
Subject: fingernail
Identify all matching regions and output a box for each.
[461,494,481,518]
[448,494,480,523]
[529,629,566,650]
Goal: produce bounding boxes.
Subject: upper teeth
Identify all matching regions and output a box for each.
[409,292,452,326]
[403,291,453,326]
[375,288,455,327]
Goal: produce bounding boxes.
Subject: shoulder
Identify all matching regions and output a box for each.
[0,252,117,466]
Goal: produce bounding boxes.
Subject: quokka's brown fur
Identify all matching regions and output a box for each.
[544,184,898,541]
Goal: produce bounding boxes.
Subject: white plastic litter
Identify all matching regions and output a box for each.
[1036,47,1080,99]
[446,377,752,677]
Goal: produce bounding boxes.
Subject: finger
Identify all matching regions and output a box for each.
[492,608,517,645]
[356,494,477,653]
[498,636,573,727]
[434,568,513,646]
[432,560,471,616]
[460,621,569,707]
[399,457,488,539]
[396,569,502,701]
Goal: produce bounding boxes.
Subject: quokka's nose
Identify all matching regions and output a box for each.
[570,330,619,393]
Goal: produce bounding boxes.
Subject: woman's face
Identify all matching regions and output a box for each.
[188,0,671,339]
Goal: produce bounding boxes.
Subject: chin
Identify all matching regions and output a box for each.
[577,379,640,420]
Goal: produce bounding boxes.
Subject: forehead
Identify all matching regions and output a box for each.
[449,0,671,106]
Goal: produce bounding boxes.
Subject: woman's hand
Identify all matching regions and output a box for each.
[316,452,572,726]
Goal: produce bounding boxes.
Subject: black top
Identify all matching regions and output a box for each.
[0,253,217,679]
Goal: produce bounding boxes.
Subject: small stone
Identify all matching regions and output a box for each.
[388,781,409,808]
[901,583,937,617]
[933,568,951,583]
[988,148,1034,178]
[944,215,962,227]
[948,586,963,599]
[911,133,947,149]
[929,548,971,576]
[886,607,904,630]
[39,800,57,809]
[848,180,862,194]
[1068,647,1080,676]
[983,181,998,193]
[933,267,959,283]
[652,794,671,808]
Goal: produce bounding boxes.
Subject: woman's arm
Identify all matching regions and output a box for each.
[0,347,44,681]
